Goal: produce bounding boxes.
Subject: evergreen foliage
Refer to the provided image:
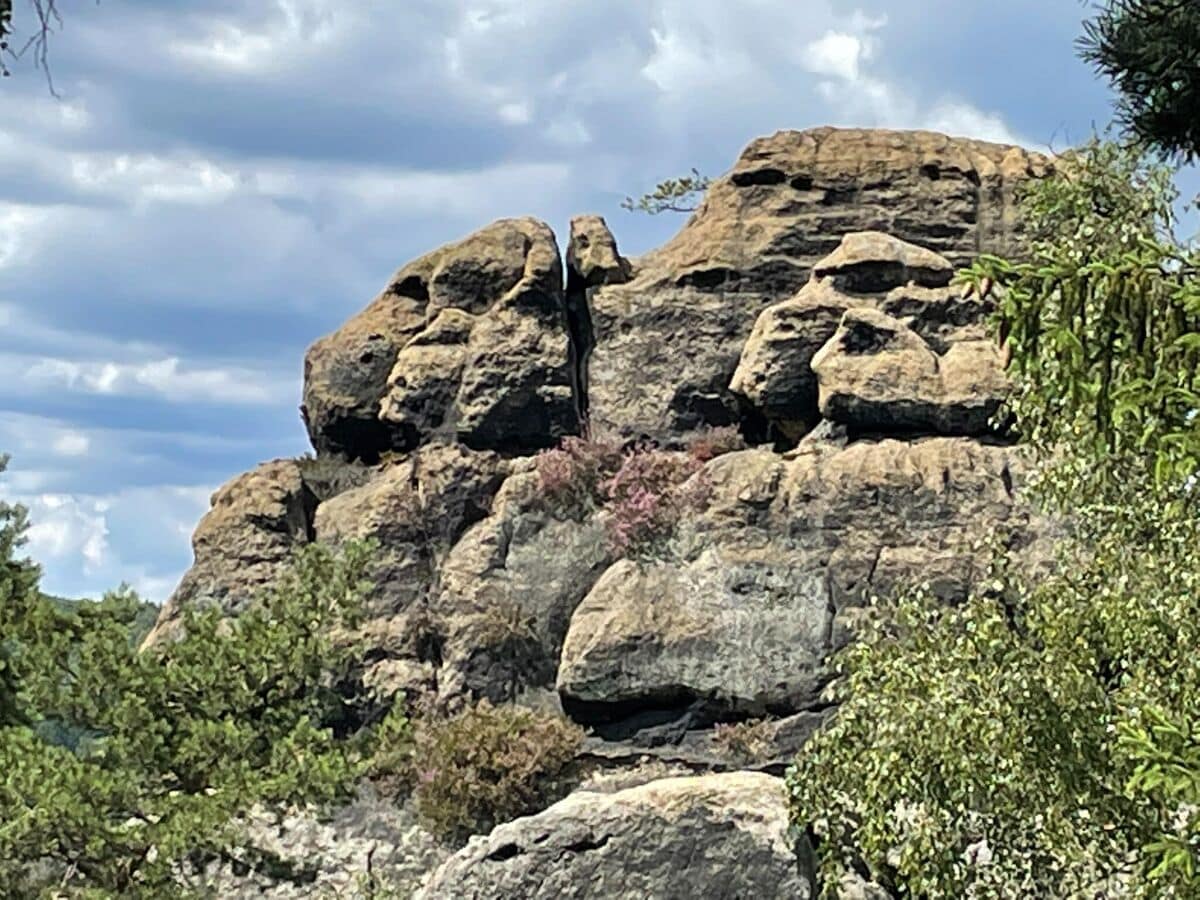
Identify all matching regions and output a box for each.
[621,168,712,215]
[1080,1,1200,161]
[0,481,388,898]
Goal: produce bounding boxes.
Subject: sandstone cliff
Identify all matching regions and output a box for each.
[147,126,1051,898]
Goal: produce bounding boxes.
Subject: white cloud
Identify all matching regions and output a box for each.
[24,492,111,576]
[498,101,534,125]
[22,356,290,405]
[803,31,869,82]
[68,153,241,206]
[52,431,91,457]
[6,482,215,602]
[168,0,341,75]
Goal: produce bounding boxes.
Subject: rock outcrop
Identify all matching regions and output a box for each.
[811,307,1008,436]
[557,434,1030,727]
[303,217,576,461]
[586,128,1047,445]
[144,459,316,645]
[148,126,1055,898]
[417,773,813,900]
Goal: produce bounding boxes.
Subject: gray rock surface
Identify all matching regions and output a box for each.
[417,772,813,900]
[556,436,1035,721]
[196,789,448,899]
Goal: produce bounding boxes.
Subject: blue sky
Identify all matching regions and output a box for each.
[0,0,1169,602]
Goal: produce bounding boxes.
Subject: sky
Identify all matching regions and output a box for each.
[0,0,1167,602]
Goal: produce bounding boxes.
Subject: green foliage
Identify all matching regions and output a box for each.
[0,455,40,729]
[788,141,1200,897]
[365,699,416,796]
[1079,1,1200,161]
[621,168,712,215]
[0,514,388,897]
[959,139,1200,490]
[411,700,583,842]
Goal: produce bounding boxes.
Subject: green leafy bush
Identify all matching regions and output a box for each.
[412,700,583,841]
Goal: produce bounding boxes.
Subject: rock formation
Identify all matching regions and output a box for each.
[147,126,1053,897]
[417,773,813,899]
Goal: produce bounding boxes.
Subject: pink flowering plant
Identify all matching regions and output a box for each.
[533,435,623,517]
[600,446,712,558]
[535,436,714,558]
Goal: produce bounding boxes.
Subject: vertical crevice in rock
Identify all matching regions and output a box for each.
[564,262,595,432]
[564,216,632,436]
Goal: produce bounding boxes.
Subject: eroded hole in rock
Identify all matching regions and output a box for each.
[563,834,611,854]
[676,266,738,291]
[842,319,895,354]
[320,417,397,466]
[391,274,430,303]
[731,167,787,187]
[920,163,942,181]
[486,843,523,862]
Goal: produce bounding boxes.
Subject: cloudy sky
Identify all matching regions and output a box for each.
[0,0,1170,602]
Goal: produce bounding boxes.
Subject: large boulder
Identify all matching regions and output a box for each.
[416,772,813,900]
[586,128,1048,445]
[811,308,1008,435]
[304,217,576,461]
[144,459,317,645]
[556,435,1035,723]
[730,231,1003,440]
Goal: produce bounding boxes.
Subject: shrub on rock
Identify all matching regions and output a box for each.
[412,701,584,842]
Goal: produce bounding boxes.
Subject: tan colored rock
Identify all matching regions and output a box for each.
[417,773,813,900]
[566,215,631,288]
[304,218,575,460]
[376,308,474,447]
[811,308,1008,435]
[730,232,997,438]
[313,444,506,696]
[728,279,859,438]
[813,230,953,293]
[556,439,1032,720]
[586,127,1048,445]
[144,460,315,645]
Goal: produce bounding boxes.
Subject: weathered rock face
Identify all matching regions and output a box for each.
[731,230,1005,440]
[304,217,576,461]
[811,307,1008,435]
[145,459,317,645]
[150,126,1054,897]
[417,773,813,900]
[433,461,615,705]
[197,789,448,899]
[557,434,1032,725]
[313,443,508,697]
[586,129,1046,445]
